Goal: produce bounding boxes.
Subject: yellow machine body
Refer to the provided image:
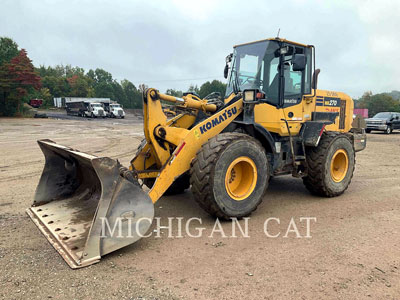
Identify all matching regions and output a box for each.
[251,89,354,136]
[27,37,366,269]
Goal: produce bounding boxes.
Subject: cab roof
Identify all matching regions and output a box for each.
[234,38,311,48]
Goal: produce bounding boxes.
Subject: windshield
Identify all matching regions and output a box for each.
[226,40,312,106]
[373,112,392,119]
[91,104,101,108]
[111,104,120,108]
[226,41,280,98]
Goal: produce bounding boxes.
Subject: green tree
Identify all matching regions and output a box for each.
[122,79,142,108]
[358,91,400,117]
[187,84,199,95]
[166,89,183,97]
[112,80,127,104]
[0,37,19,66]
[39,87,52,107]
[198,80,227,99]
[67,75,90,97]
[88,68,116,99]
[29,87,52,107]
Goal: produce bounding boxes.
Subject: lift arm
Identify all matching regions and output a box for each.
[131,88,242,203]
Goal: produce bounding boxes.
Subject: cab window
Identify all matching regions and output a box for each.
[239,54,258,78]
[283,61,302,97]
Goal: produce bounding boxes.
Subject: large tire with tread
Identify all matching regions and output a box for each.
[190,133,269,219]
[135,139,190,195]
[303,132,355,197]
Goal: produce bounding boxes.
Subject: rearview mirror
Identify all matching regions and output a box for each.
[292,54,306,71]
[224,53,233,79]
[224,64,229,79]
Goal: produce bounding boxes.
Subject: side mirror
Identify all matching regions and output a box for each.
[224,53,233,79]
[292,54,306,71]
[224,64,229,79]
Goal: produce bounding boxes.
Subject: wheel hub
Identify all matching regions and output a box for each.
[225,156,257,201]
[330,149,349,183]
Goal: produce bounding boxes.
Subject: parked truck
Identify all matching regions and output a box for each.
[102,102,125,118]
[65,101,106,118]
[29,99,43,108]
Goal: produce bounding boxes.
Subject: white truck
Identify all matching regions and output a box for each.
[65,101,106,118]
[103,102,125,118]
[83,102,106,118]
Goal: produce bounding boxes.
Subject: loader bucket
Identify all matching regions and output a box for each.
[26,140,154,268]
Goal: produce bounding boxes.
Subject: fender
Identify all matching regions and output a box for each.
[232,121,276,155]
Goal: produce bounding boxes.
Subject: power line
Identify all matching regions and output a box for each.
[138,75,225,83]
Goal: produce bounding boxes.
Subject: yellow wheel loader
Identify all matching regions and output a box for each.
[27,38,367,268]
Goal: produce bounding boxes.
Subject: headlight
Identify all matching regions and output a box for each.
[243,90,255,102]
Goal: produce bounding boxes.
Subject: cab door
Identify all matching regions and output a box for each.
[281,60,305,135]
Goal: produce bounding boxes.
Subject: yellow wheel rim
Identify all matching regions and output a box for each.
[330,149,349,183]
[225,156,257,201]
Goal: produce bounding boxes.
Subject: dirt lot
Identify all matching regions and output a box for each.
[1,115,400,300]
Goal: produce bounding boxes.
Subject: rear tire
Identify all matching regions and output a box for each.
[303,132,355,197]
[190,133,269,219]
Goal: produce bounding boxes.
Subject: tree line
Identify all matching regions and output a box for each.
[0,36,227,117]
[5,35,398,119]
[355,91,400,117]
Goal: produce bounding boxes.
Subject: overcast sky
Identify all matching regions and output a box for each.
[1,0,399,98]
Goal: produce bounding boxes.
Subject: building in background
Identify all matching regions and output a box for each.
[354,108,368,118]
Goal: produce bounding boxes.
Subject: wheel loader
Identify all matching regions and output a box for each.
[26,38,367,268]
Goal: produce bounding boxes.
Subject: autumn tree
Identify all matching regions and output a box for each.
[67,74,91,97]
[0,48,41,116]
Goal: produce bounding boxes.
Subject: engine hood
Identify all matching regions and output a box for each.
[365,118,386,122]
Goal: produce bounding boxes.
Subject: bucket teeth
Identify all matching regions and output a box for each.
[27,140,154,268]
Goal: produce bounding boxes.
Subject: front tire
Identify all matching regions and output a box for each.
[190,133,269,219]
[386,126,392,134]
[303,132,355,197]
[365,129,371,133]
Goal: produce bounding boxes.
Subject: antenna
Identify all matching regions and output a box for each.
[276,28,281,38]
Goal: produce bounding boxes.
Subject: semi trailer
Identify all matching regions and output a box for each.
[65,101,106,118]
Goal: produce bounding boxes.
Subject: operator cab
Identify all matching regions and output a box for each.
[224,38,314,108]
